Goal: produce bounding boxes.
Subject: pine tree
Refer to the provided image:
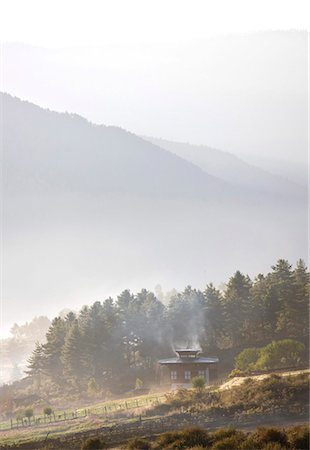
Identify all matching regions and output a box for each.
[203,283,224,350]
[271,260,298,337]
[222,271,252,348]
[43,317,67,383]
[292,259,309,338]
[61,321,87,387]
[25,342,45,391]
[250,274,278,344]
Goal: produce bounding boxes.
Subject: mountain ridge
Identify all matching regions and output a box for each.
[143,136,305,198]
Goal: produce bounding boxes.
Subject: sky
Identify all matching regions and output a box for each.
[0,1,309,161]
[0,0,309,47]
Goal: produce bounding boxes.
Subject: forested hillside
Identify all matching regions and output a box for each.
[26,259,309,395]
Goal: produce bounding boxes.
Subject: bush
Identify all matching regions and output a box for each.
[211,435,245,449]
[156,431,183,447]
[228,369,247,378]
[81,437,106,449]
[135,378,144,389]
[253,428,287,447]
[191,377,205,392]
[187,447,205,450]
[255,340,305,370]
[180,427,210,447]
[43,407,53,416]
[126,437,151,449]
[287,425,309,449]
[234,339,305,373]
[261,443,286,450]
[24,408,34,422]
[87,378,100,397]
[212,428,240,441]
[156,428,210,448]
[235,347,261,371]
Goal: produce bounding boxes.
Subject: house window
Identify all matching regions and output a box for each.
[198,370,205,378]
[184,370,191,380]
[171,371,177,380]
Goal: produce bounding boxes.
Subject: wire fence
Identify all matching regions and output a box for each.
[1,394,166,432]
[88,394,165,416]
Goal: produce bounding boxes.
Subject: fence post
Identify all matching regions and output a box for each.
[10,418,13,429]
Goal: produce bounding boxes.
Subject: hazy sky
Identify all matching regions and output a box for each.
[1,1,309,163]
[0,0,309,46]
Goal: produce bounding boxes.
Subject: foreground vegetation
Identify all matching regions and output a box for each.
[0,372,308,449]
[121,424,309,450]
[150,372,309,420]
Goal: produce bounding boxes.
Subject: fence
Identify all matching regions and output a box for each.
[0,394,166,432]
[88,394,165,416]
[8,409,88,430]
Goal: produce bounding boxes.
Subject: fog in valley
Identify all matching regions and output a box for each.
[0,29,308,337]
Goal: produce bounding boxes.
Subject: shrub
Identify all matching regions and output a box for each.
[180,427,210,447]
[87,378,100,397]
[211,435,245,449]
[239,436,261,450]
[187,447,205,450]
[43,407,53,416]
[261,443,286,450]
[253,428,287,446]
[24,408,34,422]
[156,431,183,447]
[235,347,261,371]
[156,428,210,448]
[135,378,144,389]
[126,437,151,449]
[191,377,205,392]
[255,339,305,370]
[234,340,305,373]
[228,368,247,378]
[212,428,240,441]
[287,425,309,449]
[81,437,106,449]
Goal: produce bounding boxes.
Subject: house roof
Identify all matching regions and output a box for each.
[158,356,219,365]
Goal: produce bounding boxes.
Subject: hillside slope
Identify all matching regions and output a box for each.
[144,136,305,197]
[3,93,232,201]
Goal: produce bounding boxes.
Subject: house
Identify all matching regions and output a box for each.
[158,348,219,389]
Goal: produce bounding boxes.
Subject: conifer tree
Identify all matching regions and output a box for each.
[203,283,224,350]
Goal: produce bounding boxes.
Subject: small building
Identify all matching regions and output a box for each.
[158,348,219,389]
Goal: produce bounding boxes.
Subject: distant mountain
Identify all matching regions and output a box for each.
[143,137,305,197]
[1,93,307,333]
[3,93,229,201]
[237,153,308,188]
[2,31,307,164]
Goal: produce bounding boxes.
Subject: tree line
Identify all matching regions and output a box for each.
[26,259,309,394]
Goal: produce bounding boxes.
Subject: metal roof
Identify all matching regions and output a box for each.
[175,348,201,352]
[158,356,219,365]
